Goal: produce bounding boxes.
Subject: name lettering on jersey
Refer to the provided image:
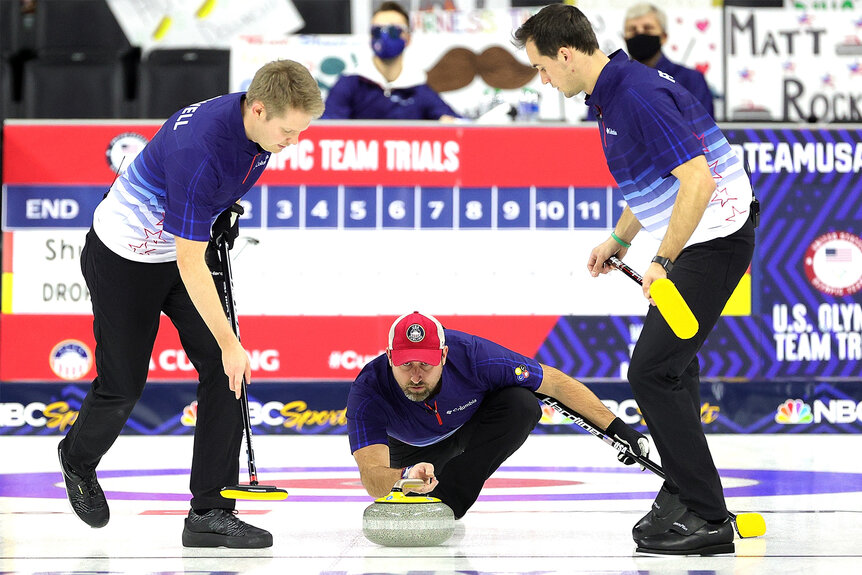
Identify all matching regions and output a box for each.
[606,127,618,136]
[173,96,222,131]
[658,70,676,83]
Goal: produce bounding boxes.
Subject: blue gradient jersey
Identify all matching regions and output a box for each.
[587,50,752,246]
[93,93,270,262]
[347,330,543,453]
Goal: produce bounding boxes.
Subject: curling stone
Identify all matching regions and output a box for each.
[362,479,455,547]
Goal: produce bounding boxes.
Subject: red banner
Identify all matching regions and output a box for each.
[2,122,614,187]
[0,314,559,382]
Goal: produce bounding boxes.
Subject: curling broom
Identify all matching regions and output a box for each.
[607,256,698,340]
[214,208,288,502]
[536,392,766,538]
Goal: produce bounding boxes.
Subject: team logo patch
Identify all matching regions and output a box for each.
[49,339,93,381]
[514,364,530,382]
[406,324,426,342]
[803,231,862,296]
[105,132,149,173]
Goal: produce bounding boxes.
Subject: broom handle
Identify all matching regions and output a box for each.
[535,392,759,529]
[217,233,259,486]
[534,392,664,477]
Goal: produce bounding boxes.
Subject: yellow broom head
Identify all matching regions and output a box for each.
[220,485,288,501]
[734,512,766,538]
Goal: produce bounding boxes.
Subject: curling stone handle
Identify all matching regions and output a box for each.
[393,478,426,492]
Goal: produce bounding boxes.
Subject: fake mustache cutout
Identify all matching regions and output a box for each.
[426,46,537,93]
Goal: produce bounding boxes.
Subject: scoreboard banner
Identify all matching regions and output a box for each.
[1,121,860,384]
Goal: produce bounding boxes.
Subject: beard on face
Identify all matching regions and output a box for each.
[400,377,440,402]
[402,387,432,402]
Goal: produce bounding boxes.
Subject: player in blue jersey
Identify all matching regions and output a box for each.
[58,60,324,548]
[347,311,649,520]
[515,5,756,556]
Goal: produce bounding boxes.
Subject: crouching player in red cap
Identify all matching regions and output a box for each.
[347,311,648,519]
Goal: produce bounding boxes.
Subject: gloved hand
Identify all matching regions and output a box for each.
[206,203,244,271]
[211,203,244,249]
[606,417,650,466]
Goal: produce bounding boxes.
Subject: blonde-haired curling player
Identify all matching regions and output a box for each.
[58,60,324,549]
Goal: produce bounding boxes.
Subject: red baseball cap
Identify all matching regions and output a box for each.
[388,311,446,366]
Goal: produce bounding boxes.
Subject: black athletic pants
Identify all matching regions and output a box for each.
[388,386,542,519]
[60,228,243,511]
[628,218,755,522]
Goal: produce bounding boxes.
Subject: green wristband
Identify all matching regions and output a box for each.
[610,232,631,248]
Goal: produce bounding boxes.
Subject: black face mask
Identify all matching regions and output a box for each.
[625,34,662,62]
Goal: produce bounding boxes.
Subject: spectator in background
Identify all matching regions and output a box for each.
[623,3,713,117]
[322,1,459,121]
[586,3,714,121]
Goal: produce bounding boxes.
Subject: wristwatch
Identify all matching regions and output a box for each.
[651,256,674,273]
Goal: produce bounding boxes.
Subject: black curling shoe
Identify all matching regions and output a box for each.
[632,484,687,540]
[635,510,735,556]
[58,442,110,528]
[182,509,273,548]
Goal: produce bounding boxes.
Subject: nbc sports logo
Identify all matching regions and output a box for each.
[775,399,813,424]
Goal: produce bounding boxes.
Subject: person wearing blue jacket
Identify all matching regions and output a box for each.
[322,2,458,121]
[622,3,714,118]
[57,60,324,548]
[347,311,648,520]
[515,4,756,556]
[585,3,714,122]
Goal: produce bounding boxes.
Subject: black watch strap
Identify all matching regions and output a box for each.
[651,256,674,273]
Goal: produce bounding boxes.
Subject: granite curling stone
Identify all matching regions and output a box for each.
[362,479,455,547]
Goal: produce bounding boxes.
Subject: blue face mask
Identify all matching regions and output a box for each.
[371,25,407,59]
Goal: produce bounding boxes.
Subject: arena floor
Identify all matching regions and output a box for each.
[1,434,861,574]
